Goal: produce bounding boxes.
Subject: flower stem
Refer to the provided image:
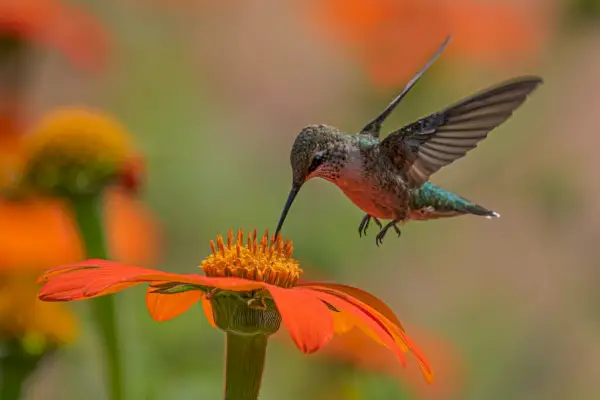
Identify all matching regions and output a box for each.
[70,194,123,400]
[0,341,42,400]
[224,333,268,400]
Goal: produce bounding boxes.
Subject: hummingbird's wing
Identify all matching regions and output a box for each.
[360,35,452,138]
[380,76,542,186]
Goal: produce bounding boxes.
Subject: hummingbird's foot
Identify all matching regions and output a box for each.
[358,215,383,237]
[375,220,401,246]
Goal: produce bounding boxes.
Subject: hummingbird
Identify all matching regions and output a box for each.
[274,36,542,246]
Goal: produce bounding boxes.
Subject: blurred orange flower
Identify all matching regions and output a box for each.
[0,108,161,270]
[0,274,77,350]
[0,0,110,71]
[321,324,464,399]
[306,0,554,88]
[0,189,160,270]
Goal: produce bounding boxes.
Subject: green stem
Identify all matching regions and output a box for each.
[0,342,42,400]
[70,195,123,400]
[224,333,268,400]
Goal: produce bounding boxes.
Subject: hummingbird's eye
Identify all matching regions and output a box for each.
[308,152,325,173]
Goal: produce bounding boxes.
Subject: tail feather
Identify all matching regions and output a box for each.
[410,182,499,220]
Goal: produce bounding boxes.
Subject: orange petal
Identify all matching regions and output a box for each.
[330,306,387,347]
[145,289,202,322]
[191,276,265,292]
[299,282,404,330]
[400,331,435,383]
[39,259,267,302]
[305,284,411,353]
[320,326,396,373]
[0,0,110,71]
[395,326,465,398]
[0,198,83,271]
[332,290,434,382]
[323,290,434,383]
[0,192,160,271]
[331,307,355,335]
[266,286,334,354]
[201,297,216,328]
[314,290,410,368]
[37,258,106,282]
[104,189,161,266]
[39,265,151,301]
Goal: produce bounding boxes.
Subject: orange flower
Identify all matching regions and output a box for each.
[16,107,146,198]
[0,189,160,270]
[38,229,433,383]
[306,0,554,88]
[0,108,160,270]
[0,274,77,350]
[0,0,110,71]
[0,113,25,191]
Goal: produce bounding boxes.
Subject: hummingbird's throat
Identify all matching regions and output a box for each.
[201,229,302,288]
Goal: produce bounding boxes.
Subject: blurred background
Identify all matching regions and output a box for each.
[1,0,600,399]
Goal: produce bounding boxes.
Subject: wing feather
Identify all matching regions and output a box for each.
[380,76,542,186]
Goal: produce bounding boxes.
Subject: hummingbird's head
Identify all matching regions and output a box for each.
[276,124,344,236]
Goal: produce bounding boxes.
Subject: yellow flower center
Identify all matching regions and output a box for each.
[21,107,138,195]
[201,229,302,288]
[25,107,133,168]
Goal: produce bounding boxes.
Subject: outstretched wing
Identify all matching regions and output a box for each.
[360,35,452,138]
[380,76,543,186]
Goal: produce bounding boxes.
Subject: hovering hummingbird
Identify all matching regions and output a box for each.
[274,36,542,246]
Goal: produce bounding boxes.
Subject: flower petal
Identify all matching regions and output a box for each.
[316,291,408,367]
[39,259,266,302]
[145,289,202,322]
[0,0,111,71]
[201,297,216,328]
[267,286,334,354]
[299,281,404,329]
[39,265,153,301]
[37,258,110,283]
[331,308,355,335]
[400,332,435,383]
[313,290,434,383]
[303,284,411,352]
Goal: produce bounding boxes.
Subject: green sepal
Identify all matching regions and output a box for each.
[149,282,208,294]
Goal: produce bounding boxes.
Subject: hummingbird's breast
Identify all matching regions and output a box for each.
[328,145,408,220]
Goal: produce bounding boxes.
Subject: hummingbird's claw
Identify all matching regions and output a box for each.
[375,220,401,246]
[358,215,369,237]
[358,215,383,237]
[374,217,383,229]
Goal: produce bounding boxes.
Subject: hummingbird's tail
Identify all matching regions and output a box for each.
[409,182,499,221]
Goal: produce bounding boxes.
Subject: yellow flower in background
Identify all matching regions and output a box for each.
[21,107,141,197]
[0,2,154,398]
[7,107,161,400]
[0,107,161,270]
[0,106,161,398]
[0,0,160,271]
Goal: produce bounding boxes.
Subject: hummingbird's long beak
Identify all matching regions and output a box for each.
[275,184,301,237]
